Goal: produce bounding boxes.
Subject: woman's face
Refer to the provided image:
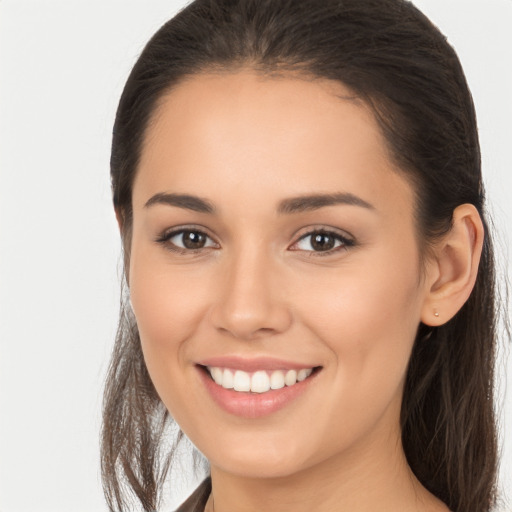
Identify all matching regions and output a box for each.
[129,71,434,478]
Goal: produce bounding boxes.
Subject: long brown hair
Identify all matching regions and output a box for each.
[102,1,500,510]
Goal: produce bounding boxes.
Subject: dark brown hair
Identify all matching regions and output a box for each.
[102,1,499,510]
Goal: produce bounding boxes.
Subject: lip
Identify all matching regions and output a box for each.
[196,358,321,419]
[197,355,318,372]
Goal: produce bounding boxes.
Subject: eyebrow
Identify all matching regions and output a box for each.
[144,191,375,215]
[144,193,215,214]
[277,193,375,214]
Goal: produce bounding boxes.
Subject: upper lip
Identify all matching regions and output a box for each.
[197,356,320,373]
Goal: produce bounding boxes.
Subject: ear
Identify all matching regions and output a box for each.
[421,204,484,326]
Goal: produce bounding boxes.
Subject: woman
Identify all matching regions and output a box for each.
[101,1,500,511]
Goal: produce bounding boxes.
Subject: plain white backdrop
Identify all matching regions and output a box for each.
[0,1,511,511]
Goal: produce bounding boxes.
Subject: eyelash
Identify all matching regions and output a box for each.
[291,229,355,256]
[155,226,218,255]
[155,227,355,256]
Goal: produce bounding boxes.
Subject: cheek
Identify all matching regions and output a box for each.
[300,249,421,331]
[128,256,216,429]
[131,270,203,346]
[128,243,212,377]
[295,250,423,407]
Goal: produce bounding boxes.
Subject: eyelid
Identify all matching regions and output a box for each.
[289,226,356,254]
[154,224,355,255]
[155,224,220,253]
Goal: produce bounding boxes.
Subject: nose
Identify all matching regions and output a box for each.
[210,246,293,340]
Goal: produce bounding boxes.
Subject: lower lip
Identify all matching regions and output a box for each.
[197,366,319,419]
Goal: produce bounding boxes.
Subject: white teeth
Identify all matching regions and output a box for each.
[251,371,270,393]
[233,370,251,392]
[207,366,314,393]
[284,369,297,386]
[211,367,223,385]
[222,369,234,389]
[297,368,312,381]
[270,370,285,390]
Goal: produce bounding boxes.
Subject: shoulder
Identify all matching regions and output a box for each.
[175,477,212,512]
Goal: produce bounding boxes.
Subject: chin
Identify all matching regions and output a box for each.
[203,434,319,479]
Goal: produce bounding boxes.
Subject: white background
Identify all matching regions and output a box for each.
[0,1,510,511]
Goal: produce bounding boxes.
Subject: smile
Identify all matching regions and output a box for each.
[197,360,322,418]
[207,366,314,393]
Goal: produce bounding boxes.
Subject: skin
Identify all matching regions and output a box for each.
[127,70,483,511]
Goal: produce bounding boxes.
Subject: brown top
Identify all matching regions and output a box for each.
[175,478,212,512]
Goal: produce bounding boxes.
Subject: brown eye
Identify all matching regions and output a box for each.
[292,230,354,254]
[181,230,207,249]
[159,229,217,252]
[310,233,336,251]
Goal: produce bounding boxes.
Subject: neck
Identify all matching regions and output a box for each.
[208,418,447,512]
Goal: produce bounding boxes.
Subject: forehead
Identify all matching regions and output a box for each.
[134,70,414,217]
